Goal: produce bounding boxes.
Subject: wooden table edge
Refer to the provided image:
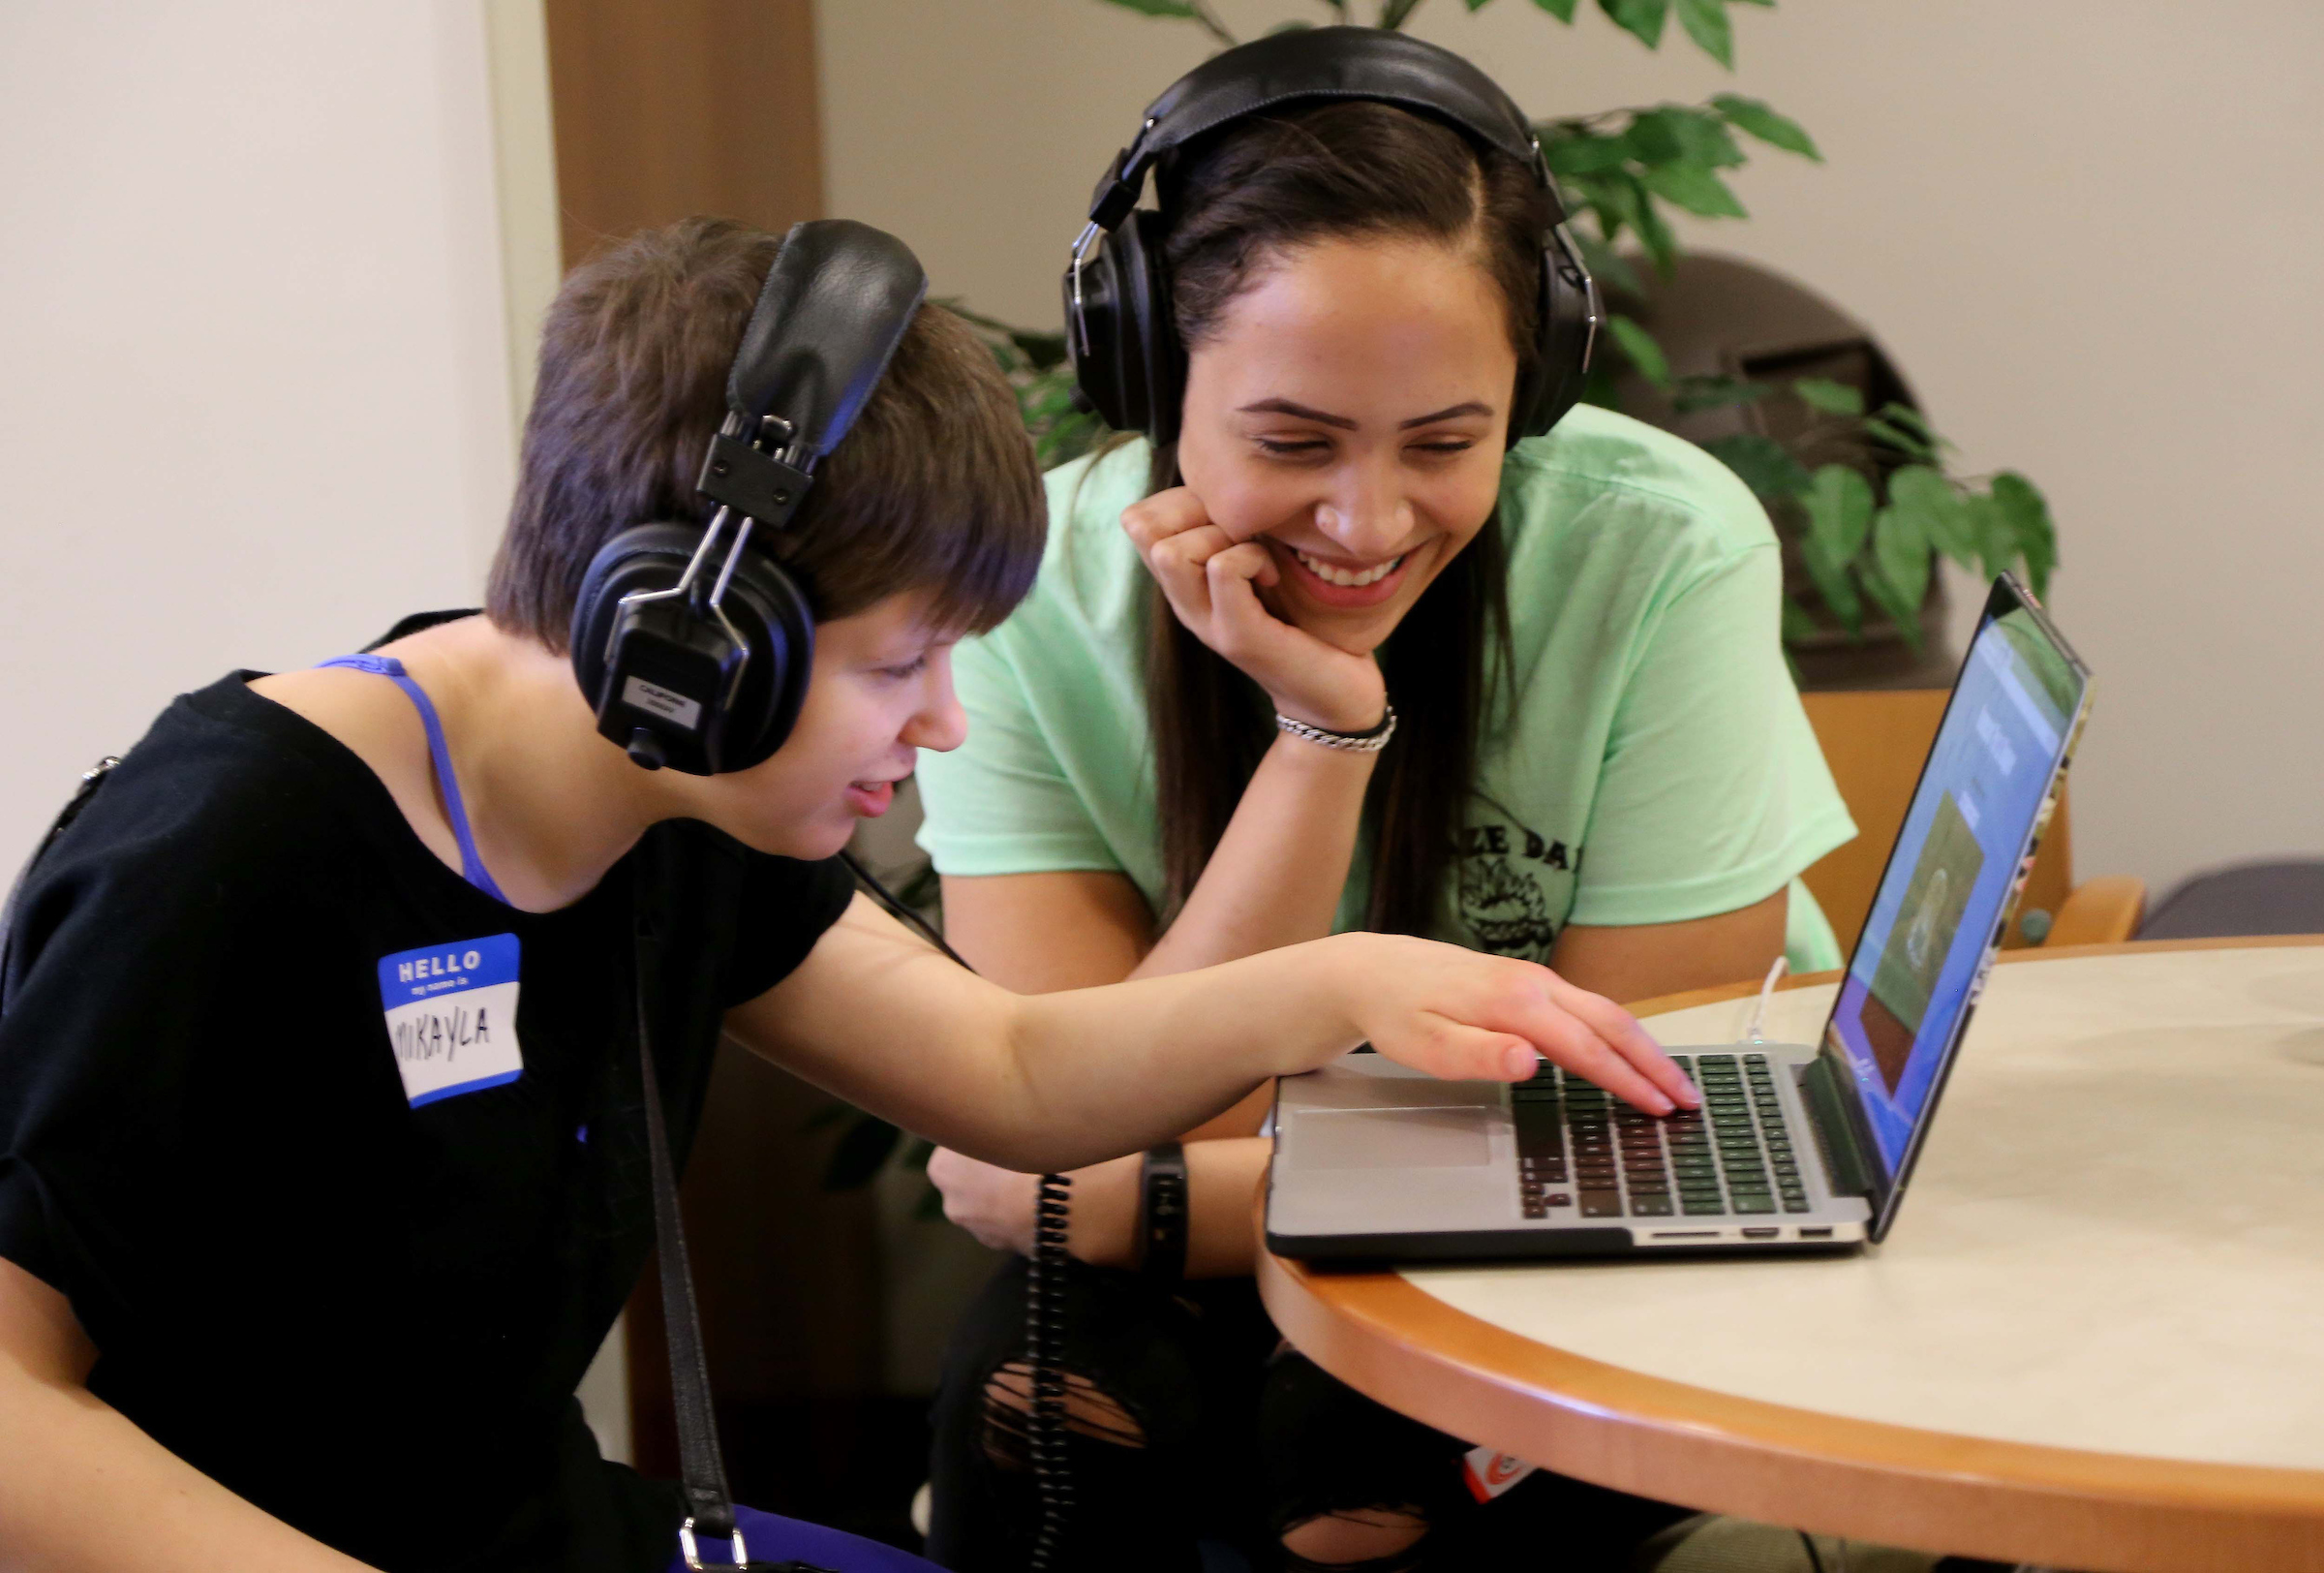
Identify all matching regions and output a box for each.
[1258,936,2324,1573]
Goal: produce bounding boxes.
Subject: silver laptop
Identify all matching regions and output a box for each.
[1267,575,2092,1260]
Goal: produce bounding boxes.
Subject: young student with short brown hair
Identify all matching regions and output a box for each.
[0,215,1691,1573]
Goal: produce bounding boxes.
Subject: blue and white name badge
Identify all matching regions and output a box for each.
[377,934,525,1106]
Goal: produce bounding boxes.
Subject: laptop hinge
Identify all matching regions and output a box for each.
[1798,1056,1879,1202]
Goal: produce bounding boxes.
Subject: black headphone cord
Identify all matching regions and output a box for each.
[839,848,1075,1569]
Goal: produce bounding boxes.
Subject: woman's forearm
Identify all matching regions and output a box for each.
[1057,1137,1272,1278]
[995,936,1373,1169]
[1132,733,1376,980]
[751,902,1686,1176]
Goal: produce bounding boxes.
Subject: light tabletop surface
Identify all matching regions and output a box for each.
[1258,939,2324,1572]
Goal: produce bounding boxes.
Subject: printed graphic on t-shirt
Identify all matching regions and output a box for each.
[377,934,523,1106]
[1457,819,1578,961]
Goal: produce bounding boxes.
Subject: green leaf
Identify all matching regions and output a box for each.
[1597,0,1669,49]
[1562,170,1633,245]
[1541,130,1636,176]
[1956,492,2015,581]
[1872,402,1945,446]
[1803,463,1875,561]
[1268,18,1315,30]
[1671,373,1772,414]
[1094,0,1203,17]
[1574,231,1644,296]
[1860,414,1941,462]
[1703,433,1812,499]
[1886,464,1975,567]
[1639,162,1747,218]
[1014,330,1070,373]
[1857,559,1924,650]
[1780,594,1819,646]
[1791,376,1864,417]
[1626,106,1743,170]
[1674,0,1733,66]
[1632,185,1679,275]
[1605,313,1671,388]
[1872,502,1932,615]
[1531,0,1581,16]
[1798,535,1862,636]
[1711,93,1822,161]
[1670,107,1746,168]
[1990,471,2058,595]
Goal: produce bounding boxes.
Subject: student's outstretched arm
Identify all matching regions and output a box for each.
[728,895,1694,1175]
[0,1258,376,1573]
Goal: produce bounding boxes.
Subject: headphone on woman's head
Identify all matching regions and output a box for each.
[1064,26,1600,449]
[571,220,929,776]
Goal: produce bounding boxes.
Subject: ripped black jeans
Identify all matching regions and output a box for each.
[926,1256,1688,1572]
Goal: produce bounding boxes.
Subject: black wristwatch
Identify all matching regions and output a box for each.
[1137,1142,1189,1285]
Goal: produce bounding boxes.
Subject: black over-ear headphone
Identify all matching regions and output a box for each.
[571,220,929,776]
[1064,26,1600,449]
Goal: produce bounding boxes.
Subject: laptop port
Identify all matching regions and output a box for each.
[1741,1227,1780,1239]
[1798,1226,1834,1239]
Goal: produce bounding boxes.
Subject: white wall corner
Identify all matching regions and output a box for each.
[482,0,563,487]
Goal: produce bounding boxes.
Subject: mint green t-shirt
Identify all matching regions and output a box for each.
[916,404,1857,972]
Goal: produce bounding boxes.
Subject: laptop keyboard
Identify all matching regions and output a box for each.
[1514,1054,1812,1220]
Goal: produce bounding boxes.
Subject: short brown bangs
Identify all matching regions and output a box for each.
[770,301,1046,636]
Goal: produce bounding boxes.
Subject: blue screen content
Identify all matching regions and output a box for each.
[1824,611,2080,1173]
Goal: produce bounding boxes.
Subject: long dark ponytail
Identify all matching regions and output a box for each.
[1145,101,1543,938]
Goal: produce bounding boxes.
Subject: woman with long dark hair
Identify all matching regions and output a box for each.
[916,31,1853,1573]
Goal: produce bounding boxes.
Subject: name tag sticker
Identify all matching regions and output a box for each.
[378,934,524,1106]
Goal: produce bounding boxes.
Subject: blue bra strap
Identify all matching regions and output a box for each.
[316,654,511,906]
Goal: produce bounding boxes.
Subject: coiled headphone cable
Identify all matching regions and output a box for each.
[840,850,1077,1567]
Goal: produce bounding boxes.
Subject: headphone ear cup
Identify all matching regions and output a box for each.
[721,544,815,770]
[1064,210,1182,444]
[1064,227,1145,435]
[568,521,816,773]
[1118,209,1184,447]
[1514,231,1600,441]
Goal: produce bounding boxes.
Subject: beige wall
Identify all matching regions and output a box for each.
[0,4,523,867]
[817,0,2324,898]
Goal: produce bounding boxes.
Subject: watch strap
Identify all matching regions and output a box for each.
[1137,1142,1189,1284]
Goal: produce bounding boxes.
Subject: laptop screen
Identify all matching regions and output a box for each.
[1822,598,2088,1176]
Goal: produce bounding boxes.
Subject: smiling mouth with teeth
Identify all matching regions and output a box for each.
[1291,547,1408,588]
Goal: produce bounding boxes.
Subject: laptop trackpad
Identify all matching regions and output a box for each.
[1286,1106,1493,1170]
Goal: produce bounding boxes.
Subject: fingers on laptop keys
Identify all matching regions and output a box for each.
[1494,971,1691,1117]
[1540,974,1701,1115]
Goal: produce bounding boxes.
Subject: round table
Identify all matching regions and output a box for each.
[1258,939,2324,1572]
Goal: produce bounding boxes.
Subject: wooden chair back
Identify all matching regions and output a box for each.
[1799,689,2073,956]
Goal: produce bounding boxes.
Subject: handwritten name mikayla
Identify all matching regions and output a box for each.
[393,1004,494,1065]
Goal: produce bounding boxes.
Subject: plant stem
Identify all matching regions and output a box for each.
[1379,0,1427,29]
[1188,0,1238,45]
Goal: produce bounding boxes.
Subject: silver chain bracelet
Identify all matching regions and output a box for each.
[1274,700,1398,754]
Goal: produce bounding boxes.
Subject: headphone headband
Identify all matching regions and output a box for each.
[699,220,929,534]
[1085,27,1563,232]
